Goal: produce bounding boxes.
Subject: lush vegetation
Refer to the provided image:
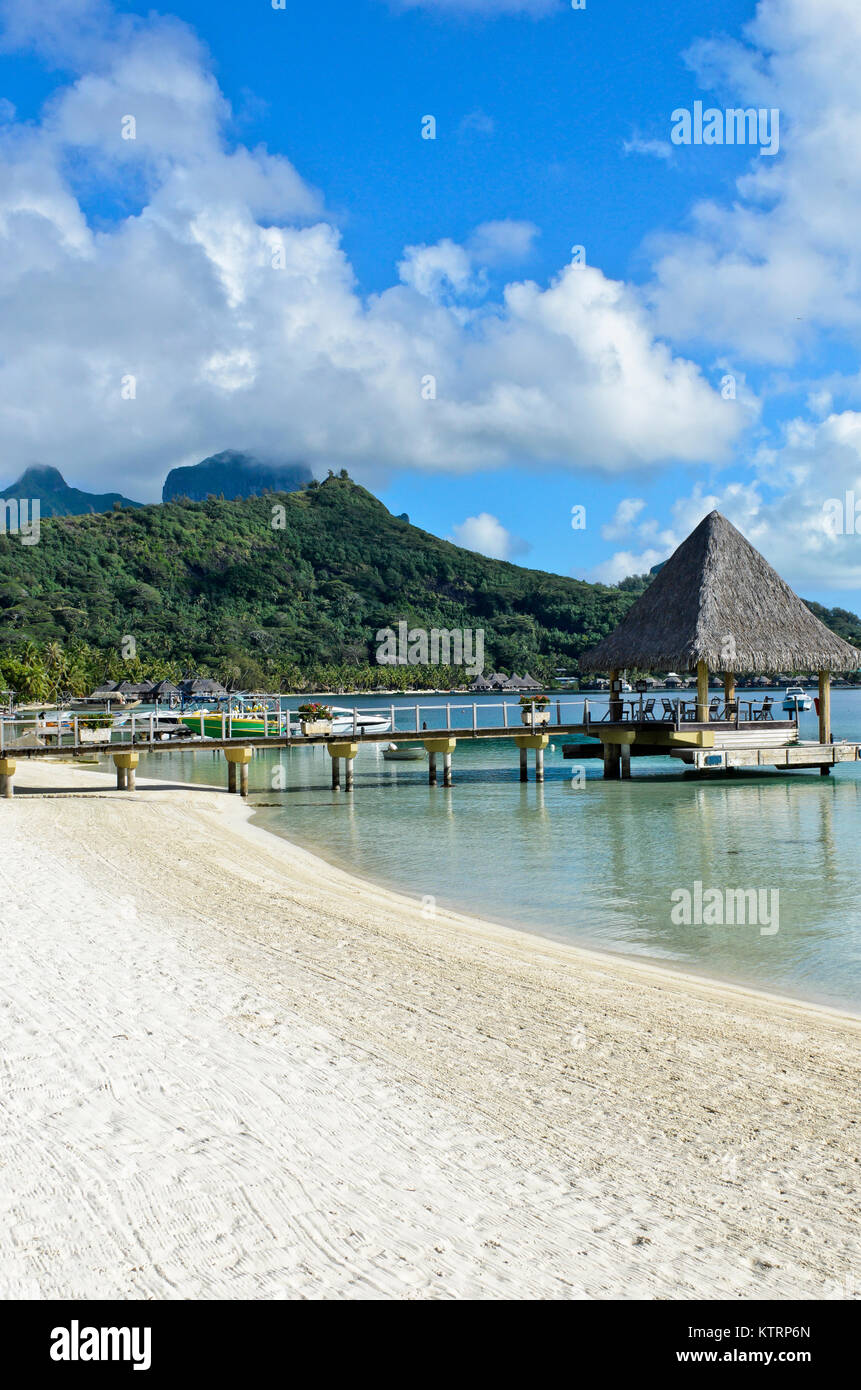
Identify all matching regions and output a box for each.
[0,475,640,698]
[0,473,858,700]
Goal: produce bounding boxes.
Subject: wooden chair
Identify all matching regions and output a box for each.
[641,698,656,720]
[661,699,676,721]
[755,697,775,721]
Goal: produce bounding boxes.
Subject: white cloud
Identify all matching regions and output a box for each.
[646,0,861,363]
[451,512,529,559]
[0,0,747,502]
[622,135,673,162]
[467,219,538,264]
[592,414,861,592]
[590,548,667,585]
[601,497,647,541]
[459,109,495,136]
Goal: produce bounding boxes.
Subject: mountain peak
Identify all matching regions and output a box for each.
[15,464,67,488]
[162,451,313,503]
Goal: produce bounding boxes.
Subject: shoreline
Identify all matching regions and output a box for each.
[2,758,860,1299]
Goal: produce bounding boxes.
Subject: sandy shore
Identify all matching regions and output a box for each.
[1,758,859,1300]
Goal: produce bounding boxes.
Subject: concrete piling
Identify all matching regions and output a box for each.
[514,732,549,783]
[0,757,15,798]
[112,751,139,791]
[224,747,253,797]
[422,738,456,788]
[327,742,358,793]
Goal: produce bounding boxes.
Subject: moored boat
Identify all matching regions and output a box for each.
[781,685,813,712]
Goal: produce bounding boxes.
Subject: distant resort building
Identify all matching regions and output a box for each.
[469,671,543,693]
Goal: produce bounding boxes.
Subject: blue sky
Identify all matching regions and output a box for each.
[3,0,861,607]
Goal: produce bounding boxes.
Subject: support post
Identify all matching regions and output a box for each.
[422,737,456,788]
[818,669,831,745]
[723,670,736,712]
[609,669,623,723]
[620,742,632,779]
[224,747,253,797]
[0,757,15,798]
[326,742,358,793]
[697,660,710,723]
[112,751,139,792]
[514,733,549,784]
[603,742,621,780]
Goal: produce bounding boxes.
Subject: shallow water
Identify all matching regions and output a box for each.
[138,690,861,1012]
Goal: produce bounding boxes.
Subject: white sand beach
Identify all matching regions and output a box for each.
[1,759,859,1301]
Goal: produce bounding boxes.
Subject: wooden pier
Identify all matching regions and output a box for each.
[0,698,858,798]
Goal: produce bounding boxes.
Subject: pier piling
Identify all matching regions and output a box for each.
[327,742,358,793]
[0,757,15,798]
[223,747,253,797]
[112,751,139,792]
[422,737,456,788]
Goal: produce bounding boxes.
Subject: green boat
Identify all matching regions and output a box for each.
[182,709,286,738]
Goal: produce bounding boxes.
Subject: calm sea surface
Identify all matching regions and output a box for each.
[137,690,861,1012]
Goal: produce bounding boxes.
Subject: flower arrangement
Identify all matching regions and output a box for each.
[518,694,549,706]
[297,702,334,719]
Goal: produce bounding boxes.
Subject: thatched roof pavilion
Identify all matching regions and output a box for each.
[581,510,861,744]
[582,511,861,675]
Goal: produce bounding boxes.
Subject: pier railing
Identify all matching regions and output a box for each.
[0,700,599,755]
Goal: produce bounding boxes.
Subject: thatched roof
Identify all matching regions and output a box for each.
[581,511,861,674]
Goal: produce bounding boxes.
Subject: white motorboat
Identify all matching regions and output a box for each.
[290,707,392,736]
[781,685,813,713]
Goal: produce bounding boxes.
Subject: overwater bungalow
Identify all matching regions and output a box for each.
[579,511,861,778]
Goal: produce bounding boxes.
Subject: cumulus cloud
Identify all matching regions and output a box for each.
[646,0,861,364]
[622,135,673,162]
[592,412,861,592]
[451,512,529,560]
[0,0,745,500]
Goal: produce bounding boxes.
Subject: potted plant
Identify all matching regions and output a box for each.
[79,712,113,744]
[520,694,551,726]
[297,702,334,736]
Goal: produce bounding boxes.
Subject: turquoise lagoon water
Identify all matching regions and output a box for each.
[138,691,861,1013]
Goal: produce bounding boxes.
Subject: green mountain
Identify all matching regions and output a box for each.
[162,450,312,503]
[1,465,142,517]
[1,473,857,698]
[0,474,639,691]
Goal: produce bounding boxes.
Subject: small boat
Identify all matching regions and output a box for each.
[182,708,288,737]
[113,713,196,742]
[781,685,813,713]
[330,707,392,736]
[292,708,392,736]
[382,742,424,761]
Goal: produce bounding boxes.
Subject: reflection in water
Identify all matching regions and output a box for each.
[139,692,861,1012]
